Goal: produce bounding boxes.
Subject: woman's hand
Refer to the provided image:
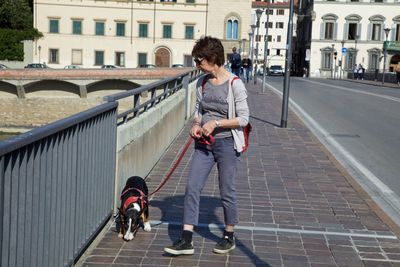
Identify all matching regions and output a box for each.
[190,124,202,138]
[202,120,217,137]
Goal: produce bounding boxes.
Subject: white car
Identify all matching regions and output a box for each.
[64,65,81,69]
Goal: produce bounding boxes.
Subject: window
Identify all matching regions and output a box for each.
[226,17,239,40]
[325,22,334,39]
[161,0,177,2]
[185,25,194,39]
[139,23,148,37]
[267,49,270,56]
[49,19,59,33]
[95,50,104,65]
[72,20,82,35]
[277,10,284,15]
[115,52,125,66]
[276,49,281,56]
[373,0,383,2]
[163,24,172,38]
[255,35,261,42]
[321,14,338,40]
[267,9,273,15]
[345,49,356,70]
[344,14,361,40]
[266,22,273,28]
[371,23,382,41]
[116,22,125,36]
[348,23,358,39]
[71,49,82,65]
[95,21,105,36]
[367,48,380,71]
[138,53,147,67]
[277,35,281,42]
[368,15,384,41]
[186,0,195,3]
[396,24,400,41]
[49,49,59,63]
[276,22,284,29]
[267,35,272,41]
[321,48,333,70]
[184,55,193,67]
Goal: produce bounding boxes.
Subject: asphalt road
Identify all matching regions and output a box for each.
[263,76,400,224]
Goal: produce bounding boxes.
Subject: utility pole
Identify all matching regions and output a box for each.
[262,0,271,94]
[281,0,294,128]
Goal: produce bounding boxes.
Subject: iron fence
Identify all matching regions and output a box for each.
[0,102,118,267]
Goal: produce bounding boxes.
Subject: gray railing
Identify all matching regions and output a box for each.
[104,68,201,124]
[0,102,118,267]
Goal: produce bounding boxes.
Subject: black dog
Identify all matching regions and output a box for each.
[116,176,151,241]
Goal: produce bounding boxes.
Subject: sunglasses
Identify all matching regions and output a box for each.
[194,57,204,65]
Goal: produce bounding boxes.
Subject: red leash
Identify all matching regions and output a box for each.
[149,135,194,196]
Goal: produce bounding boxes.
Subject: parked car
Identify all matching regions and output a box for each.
[101,64,117,69]
[139,64,156,68]
[268,65,284,76]
[25,63,48,69]
[64,65,81,69]
[0,63,9,69]
[172,64,184,68]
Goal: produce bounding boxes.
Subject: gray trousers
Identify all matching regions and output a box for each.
[183,137,240,226]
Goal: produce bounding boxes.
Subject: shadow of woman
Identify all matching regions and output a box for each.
[150,195,270,266]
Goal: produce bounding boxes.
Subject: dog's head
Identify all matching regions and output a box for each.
[119,202,142,241]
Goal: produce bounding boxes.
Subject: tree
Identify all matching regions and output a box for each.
[0,0,33,29]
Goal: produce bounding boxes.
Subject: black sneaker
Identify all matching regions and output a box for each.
[164,239,194,255]
[213,236,236,254]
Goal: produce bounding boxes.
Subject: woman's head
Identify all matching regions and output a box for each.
[192,36,225,67]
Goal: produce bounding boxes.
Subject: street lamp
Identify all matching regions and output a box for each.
[38,45,41,63]
[354,35,359,66]
[262,0,271,94]
[254,8,263,85]
[331,44,335,79]
[249,25,256,81]
[340,40,345,79]
[382,27,391,84]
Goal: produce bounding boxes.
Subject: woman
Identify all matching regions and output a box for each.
[164,36,249,255]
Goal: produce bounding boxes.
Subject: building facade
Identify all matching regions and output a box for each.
[33,0,251,68]
[251,1,292,70]
[307,0,400,78]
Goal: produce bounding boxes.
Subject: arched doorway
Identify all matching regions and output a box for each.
[389,54,400,72]
[155,47,170,67]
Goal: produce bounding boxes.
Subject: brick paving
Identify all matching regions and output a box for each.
[82,80,400,267]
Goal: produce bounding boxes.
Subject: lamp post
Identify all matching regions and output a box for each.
[331,44,335,79]
[242,38,246,56]
[382,27,391,84]
[254,9,263,85]
[250,25,256,81]
[354,35,359,66]
[281,0,294,128]
[38,45,41,63]
[340,40,345,79]
[262,0,271,93]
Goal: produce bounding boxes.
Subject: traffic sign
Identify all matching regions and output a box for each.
[342,47,347,53]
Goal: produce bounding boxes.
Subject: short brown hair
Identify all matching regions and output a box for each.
[192,36,225,67]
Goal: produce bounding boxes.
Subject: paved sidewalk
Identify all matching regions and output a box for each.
[83,81,400,267]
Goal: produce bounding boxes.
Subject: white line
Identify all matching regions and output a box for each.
[360,258,400,263]
[302,79,400,103]
[150,220,397,239]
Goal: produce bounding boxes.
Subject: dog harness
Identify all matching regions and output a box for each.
[120,188,147,212]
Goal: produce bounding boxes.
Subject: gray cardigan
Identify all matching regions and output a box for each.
[194,74,250,152]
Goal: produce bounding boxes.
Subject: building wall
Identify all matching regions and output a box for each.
[309,0,400,78]
[33,0,251,68]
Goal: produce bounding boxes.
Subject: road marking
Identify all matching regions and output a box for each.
[265,82,400,226]
[150,220,397,239]
[301,79,400,103]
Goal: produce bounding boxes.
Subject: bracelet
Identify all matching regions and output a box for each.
[215,120,220,127]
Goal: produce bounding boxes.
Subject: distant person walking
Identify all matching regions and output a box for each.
[353,64,358,79]
[358,64,365,80]
[229,47,241,77]
[241,53,252,83]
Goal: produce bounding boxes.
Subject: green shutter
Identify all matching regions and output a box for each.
[117,23,125,36]
[139,24,148,37]
[163,25,172,38]
[50,20,59,33]
[138,53,147,67]
[96,22,105,35]
[95,51,104,65]
[185,26,194,39]
[73,21,82,35]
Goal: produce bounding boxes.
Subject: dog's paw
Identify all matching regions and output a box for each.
[118,233,123,239]
[144,221,151,232]
[124,232,134,241]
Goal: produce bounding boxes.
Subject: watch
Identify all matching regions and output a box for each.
[215,120,220,127]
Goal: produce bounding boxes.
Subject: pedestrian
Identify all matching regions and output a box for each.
[396,63,400,86]
[353,64,358,79]
[358,64,364,80]
[229,47,241,77]
[241,53,252,83]
[164,36,250,256]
